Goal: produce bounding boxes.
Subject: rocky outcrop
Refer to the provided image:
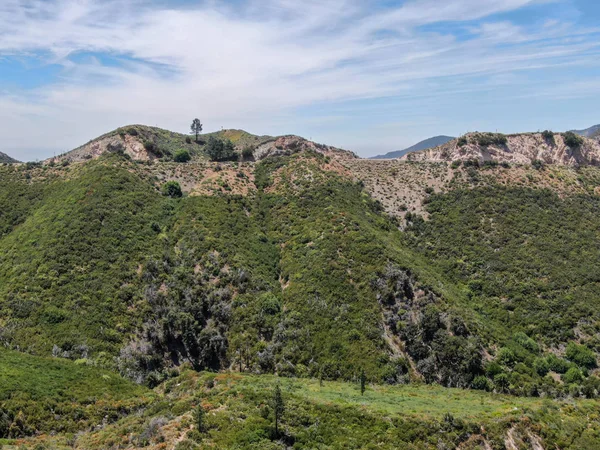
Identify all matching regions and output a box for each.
[254,135,357,161]
[404,132,600,166]
[45,133,157,164]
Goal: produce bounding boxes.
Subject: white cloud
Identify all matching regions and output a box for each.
[0,0,599,159]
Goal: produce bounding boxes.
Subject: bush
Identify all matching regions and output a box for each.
[206,137,236,161]
[457,136,468,147]
[476,133,507,147]
[566,342,597,369]
[496,347,516,366]
[546,354,571,374]
[161,181,183,198]
[494,373,510,392]
[471,375,492,391]
[532,159,544,170]
[563,132,583,149]
[541,130,554,143]
[562,367,584,384]
[533,357,549,376]
[242,146,254,159]
[174,150,191,163]
[185,136,192,144]
[513,332,539,353]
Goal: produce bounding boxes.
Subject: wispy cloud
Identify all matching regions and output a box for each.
[0,0,599,158]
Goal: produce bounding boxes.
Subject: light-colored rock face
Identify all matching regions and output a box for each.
[404,133,600,166]
[254,135,357,161]
[45,134,156,164]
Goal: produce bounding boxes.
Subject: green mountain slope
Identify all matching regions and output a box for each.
[2,126,600,447]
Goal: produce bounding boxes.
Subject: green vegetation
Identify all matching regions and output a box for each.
[174,149,192,162]
[0,347,150,439]
[563,131,584,149]
[3,134,600,446]
[405,185,600,395]
[541,130,555,143]
[190,118,203,142]
[475,132,507,147]
[22,370,600,449]
[162,180,183,197]
[205,136,236,161]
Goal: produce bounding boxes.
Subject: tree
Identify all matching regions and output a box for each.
[190,118,203,142]
[273,383,284,437]
[206,136,236,161]
[360,369,366,396]
[161,181,182,198]
[174,149,191,163]
[193,403,206,433]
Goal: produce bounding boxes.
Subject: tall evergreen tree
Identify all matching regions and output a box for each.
[190,118,203,142]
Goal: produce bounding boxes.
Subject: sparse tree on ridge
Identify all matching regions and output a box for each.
[190,118,203,142]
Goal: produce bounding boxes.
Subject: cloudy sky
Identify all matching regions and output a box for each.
[1,0,599,160]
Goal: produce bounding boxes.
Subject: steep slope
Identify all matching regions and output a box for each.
[0,150,19,164]
[371,135,455,159]
[572,123,600,138]
[405,131,600,166]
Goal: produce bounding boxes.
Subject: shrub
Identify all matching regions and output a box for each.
[242,146,254,159]
[562,367,584,384]
[546,354,571,374]
[513,332,539,353]
[563,132,583,149]
[532,159,544,170]
[451,160,461,169]
[185,136,192,144]
[533,357,549,376]
[496,347,516,366]
[471,375,492,391]
[476,133,507,147]
[206,137,236,161]
[541,130,554,143]
[127,127,139,136]
[161,181,183,198]
[566,342,597,369]
[174,150,191,163]
[457,136,468,147]
[494,373,510,392]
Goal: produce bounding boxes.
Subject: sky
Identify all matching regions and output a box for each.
[0,0,599,160]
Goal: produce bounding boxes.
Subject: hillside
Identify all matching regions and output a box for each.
[404,131,600,166]
[46,125,356,164]
[371,135,455,159]
[2,125,600,447]
[0,150,18,164]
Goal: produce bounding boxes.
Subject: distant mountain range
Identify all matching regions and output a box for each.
[371,135,455,159]
[571,124,600,138]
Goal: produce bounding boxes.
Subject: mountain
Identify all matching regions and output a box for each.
[3,124,600,448]
[0,150,19,164]
[370,135,455,159]
[404,131,600,166]
[571,124,600,138]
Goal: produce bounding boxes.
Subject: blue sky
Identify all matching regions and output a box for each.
[0,0,599,160]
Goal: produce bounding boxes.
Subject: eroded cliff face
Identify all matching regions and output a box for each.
[405,132,600,166]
